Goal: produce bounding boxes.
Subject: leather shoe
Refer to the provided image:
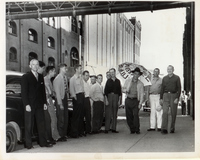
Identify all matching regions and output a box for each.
[170,130,175,133]
[83,133,86,137]
[92,131,99,134]
[27,146,34,149]
[41,143,53,147]
[161,130,168,134]
[147,128,155,131]
[130,131,135,134]
[50,139,56,144]
[70,135,79,138]
[157,128,161,131]
[112,130,119,133]
[136,131,140,134]
[104,130,108,134]
[86,131,92,135]
[57,137,67,142]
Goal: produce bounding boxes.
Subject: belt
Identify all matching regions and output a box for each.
[127,97,137,100]
[164,91,177,94]
[76,92,85,95]
[150,93,160,95]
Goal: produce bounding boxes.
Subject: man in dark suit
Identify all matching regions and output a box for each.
[21,59,53,149]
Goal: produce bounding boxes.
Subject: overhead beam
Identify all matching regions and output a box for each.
[6,1,191,20]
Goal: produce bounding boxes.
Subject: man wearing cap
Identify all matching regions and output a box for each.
[160,65,181,134]
[147,68,163,132]
[122,67,144,134]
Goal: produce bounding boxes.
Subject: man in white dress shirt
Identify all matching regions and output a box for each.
[90,74,104,134]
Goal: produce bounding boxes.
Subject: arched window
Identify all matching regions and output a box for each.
[48,57,55,66]
[71,17,77,33]
[28,29,37,42]
[29,52,38,62]
[8,21,17,35]
[9,47,17,61]
[70,47,79,67]
[47,37,55,49]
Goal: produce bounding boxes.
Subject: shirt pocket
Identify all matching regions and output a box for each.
[75,80,81,85]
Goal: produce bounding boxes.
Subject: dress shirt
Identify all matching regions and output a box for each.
[90,82,104,102]
[70,74,84,98]
[104,78,122,97]
[31,70,38,80]
[83,80,91,98]
[122,78,144,104]
[160,74,181,99]
[150,77,162,94]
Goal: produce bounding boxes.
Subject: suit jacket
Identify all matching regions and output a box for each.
[21,71,47,109]
[122,78,144,104]
[53,73,66,105]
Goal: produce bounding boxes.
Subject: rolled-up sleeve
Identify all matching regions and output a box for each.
[176,76,181,99]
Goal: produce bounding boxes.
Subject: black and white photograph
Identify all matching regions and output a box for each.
[1,0,199,159]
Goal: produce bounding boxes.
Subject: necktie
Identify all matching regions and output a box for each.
[35,72,38,81]
[63,76,68,93]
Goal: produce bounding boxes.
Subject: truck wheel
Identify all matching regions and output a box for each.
[6,124,17,152]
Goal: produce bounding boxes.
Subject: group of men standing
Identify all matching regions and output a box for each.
[21,59,181,150]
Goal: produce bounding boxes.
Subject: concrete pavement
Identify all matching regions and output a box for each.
[13,107,194,153]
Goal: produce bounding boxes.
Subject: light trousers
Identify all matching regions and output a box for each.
[149,94,163,129]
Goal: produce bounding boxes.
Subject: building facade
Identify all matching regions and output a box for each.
[6,13,141,79]
[6,16,83,77]
[82,13,141,78]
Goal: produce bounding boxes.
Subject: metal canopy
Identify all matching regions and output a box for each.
[6,1,192,20]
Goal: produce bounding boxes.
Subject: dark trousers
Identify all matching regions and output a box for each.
[70,93,85,136]
[162,93,178,131]
[84,97,92,133]
[125,98,140,132]
[92,101,104,132]
[187,100,190,115]
[181,101,186,115]
[44,109,53,140]
[24,107,47,148]
[105,94,119,131]
[56,94,68,137]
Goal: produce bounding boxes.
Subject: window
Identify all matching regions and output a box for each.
[70,47,79,67]
[48,57,55,66]
[28,29,37,42]
[47,37,55,49]
[29,52,38,62]
[72,17,77,33]
[6,75,21,96]
[9,47,17,62]
[78,21,82,36]
[8,21,17,35]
